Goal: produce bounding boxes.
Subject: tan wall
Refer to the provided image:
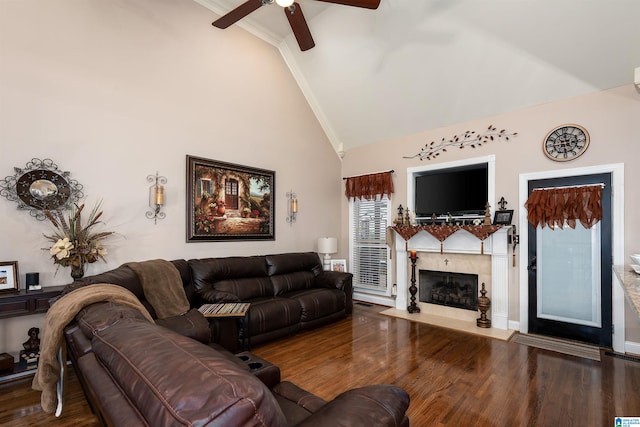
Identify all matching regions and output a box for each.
[342,85,640,343]
[0,0,341,354]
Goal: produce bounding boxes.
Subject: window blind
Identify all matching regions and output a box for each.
[351,195,389,291]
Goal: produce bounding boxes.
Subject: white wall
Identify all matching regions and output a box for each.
[0,0,342,355]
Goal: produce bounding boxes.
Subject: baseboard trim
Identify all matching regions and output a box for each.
[624,340,640,357]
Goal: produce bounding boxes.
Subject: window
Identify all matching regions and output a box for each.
[350,195,390,293]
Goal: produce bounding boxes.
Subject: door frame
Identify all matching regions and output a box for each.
[518,163,625,352]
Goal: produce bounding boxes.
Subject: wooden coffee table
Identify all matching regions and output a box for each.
[199,302,252,350]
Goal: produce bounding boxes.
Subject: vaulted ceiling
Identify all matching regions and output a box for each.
[194,0,640,154]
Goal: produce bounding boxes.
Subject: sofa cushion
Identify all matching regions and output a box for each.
[155,308,211,344]
[190,257,274,301]
[270,271,316,295]
[92,319,288,427]
[249,297,302,337]
[214,277,274,301]
[286,288,346,323]
[265,252,322,277]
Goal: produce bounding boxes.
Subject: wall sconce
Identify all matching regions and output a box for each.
[146,172,167,224]
[286,190,298,224]
[317,237,338,270]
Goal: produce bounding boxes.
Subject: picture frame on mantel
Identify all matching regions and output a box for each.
[186,155,275,242]
[0,261,19,293]
[493,209,514,225]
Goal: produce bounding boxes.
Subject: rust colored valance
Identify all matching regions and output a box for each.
[345,171,394,200]
[390,225,503,254]
[525,185,603,229]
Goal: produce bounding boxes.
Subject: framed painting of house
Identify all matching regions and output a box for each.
[186,155,275,241]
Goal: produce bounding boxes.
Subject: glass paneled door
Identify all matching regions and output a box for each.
[527,173,612,347]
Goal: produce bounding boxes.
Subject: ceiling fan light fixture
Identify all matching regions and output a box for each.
[276,0,295,7]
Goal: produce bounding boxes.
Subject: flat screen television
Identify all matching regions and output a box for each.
[414,163,488,217]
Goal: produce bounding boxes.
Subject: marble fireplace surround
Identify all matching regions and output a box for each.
[392,227,510,330]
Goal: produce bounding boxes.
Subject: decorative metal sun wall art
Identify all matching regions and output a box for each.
[0,158,84,220]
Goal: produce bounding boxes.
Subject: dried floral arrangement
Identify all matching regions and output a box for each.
[43,202,114,278]
[403,125,518,161]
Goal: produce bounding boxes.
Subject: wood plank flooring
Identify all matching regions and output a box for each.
[1,303,639,426]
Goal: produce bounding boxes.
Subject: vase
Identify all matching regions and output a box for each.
[70,263,85,280]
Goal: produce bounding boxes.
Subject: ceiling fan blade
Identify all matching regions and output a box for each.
[285,3,315,51]
[212,0,264,29]
[314,0,380,9]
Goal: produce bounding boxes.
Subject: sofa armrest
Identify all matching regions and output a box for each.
[315,271,352,290]
[315,271,353,314]
[155,308,211,343]
[197,289,241,303]
[272,381,327,413]
[296,384,410,427]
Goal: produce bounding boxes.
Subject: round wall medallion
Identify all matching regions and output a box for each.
[542,124,590,162]
[0,158,83,220]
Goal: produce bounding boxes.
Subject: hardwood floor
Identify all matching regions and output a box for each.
[1,303,639,426]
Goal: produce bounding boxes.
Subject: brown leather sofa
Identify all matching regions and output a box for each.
[61,252,352,351]
[190,252,353,348]
[62,295,410,426]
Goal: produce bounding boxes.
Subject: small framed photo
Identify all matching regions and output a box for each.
[0,261,20,293]
[330,259,347,272]
[493,209,514,225]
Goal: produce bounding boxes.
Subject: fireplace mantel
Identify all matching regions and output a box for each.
[392,227,510,330]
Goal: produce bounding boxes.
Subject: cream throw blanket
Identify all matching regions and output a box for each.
[32,284,153,415]
[125,259,190,319]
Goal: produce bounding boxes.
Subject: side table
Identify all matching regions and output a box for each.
[0,286,65,320]
[0,286,65,384]
[199,302,252,351]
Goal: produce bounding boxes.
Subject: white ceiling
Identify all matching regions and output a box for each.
[194,0,640,153]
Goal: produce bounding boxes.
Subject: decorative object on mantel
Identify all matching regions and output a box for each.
[146,172,166,224]
[497,196,508,210]
[43,202,114,280]
[407,251,420,313]
[394,205,405,225]
[476,283,491,328]
[403,125,518,161]
[0,158,84,221]
[483,202,492,225]
[391,225,503,255]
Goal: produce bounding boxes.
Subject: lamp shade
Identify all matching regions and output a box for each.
[317,237,338,254]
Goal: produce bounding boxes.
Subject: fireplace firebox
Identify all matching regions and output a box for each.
[419,270,478,311]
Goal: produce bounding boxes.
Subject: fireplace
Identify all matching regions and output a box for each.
[391,226,509,329]
[419,270,478,311]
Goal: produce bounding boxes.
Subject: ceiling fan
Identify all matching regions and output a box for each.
[212,0,380,51]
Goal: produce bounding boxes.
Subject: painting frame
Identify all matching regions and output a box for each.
[186,155,275,242]
[0,261,20,293]
[330,259,347,273]
[493,209,514,225]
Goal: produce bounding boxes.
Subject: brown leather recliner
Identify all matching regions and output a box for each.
[65,302,410,426]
